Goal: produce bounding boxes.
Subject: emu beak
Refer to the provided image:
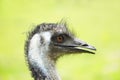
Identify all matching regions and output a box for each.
[54,38,96,54]
[72,38,96,54]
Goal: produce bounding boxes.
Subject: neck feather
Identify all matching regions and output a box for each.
[28,33,61,80]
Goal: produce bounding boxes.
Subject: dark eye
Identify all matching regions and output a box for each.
[56,35,64,43]
[51,34,68,43]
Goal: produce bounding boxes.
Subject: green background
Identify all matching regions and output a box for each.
[0,0,120,80]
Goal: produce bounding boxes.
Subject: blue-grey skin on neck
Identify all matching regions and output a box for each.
[25,22,96,80]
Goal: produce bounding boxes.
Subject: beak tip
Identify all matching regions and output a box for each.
[87,45,96,51]
[84,45,96,54]
[89,46,96,54]
[91,47,97,51]
[91,52,96,54]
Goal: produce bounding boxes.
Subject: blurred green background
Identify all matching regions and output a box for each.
[0,0,120,80]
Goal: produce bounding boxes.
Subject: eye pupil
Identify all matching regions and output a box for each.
[57,36,63,43]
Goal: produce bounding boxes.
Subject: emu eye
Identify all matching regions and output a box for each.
[56,35,64,43]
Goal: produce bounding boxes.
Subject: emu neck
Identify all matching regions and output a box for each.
[28,33,61,80]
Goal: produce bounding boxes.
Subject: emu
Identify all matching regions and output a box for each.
[25,22,96,80]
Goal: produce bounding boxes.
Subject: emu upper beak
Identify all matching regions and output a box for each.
[71,38,96,54]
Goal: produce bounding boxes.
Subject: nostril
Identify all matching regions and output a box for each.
[82,44,88,46]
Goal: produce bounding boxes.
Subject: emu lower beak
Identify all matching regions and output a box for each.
[71,38,96,54]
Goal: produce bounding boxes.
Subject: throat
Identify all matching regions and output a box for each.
[29,53,61,80]
[42,55,61,80]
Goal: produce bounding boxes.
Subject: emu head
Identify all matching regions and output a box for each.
[25,22,96,80]
[26,22,96,62]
